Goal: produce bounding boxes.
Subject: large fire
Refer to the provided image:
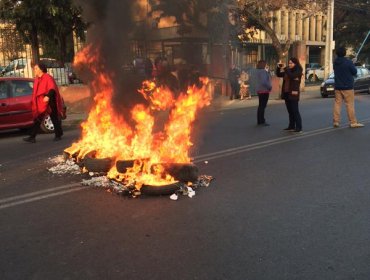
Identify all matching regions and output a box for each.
[65,45,211,189]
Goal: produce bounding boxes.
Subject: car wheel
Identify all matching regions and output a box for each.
[321,93,328,98]
[40,115,54,133]
[308,74,318,82]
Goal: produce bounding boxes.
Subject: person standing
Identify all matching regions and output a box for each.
[276,57,303,133]
[255,60,272,126]
[23,63,64,143]
[238,69,250,100]
[228,64,240,100]
[333,46,364,128]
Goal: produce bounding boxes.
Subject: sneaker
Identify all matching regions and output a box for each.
[350,123,364,128]
[333,122,339,128]
[23,136,36,143]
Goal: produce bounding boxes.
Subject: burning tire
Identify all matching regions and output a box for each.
[152,163,199,183]
[116,160,135,173]
[83,156,114,173]
[141,182,181,196]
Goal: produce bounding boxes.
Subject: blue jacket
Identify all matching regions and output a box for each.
[255,69,272,93]
[333,57,357,90]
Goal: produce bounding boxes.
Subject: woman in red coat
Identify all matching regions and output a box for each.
[23,63,64,143]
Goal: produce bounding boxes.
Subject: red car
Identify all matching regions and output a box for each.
[0,77,64,133]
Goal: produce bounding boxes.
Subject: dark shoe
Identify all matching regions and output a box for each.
[23,136,36,143]
[258,123,270,126]
[53,136,62,141]
[283,127,295,131]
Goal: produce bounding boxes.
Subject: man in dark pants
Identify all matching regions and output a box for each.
[23,63,64,143]
[228,64,240,100]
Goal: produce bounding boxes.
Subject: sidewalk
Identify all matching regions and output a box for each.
[62,85,321,128]
[209,85,321,111]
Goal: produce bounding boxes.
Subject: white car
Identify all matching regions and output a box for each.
[306,67,325,81]
[2,58,69,86]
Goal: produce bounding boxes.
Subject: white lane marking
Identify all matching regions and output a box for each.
[0,183,81,204]
[2,120,370,209]
[193,121,370,163]
[0,186,86,210]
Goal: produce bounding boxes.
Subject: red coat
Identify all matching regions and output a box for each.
[32,73,64,119]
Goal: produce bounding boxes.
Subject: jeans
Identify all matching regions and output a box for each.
[257,94,269,124]
[285,99,302,130]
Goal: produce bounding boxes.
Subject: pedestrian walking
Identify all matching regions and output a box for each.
[228,64,240,100]
[276,57,303,133]
[23,63,64,143]
[332,46,364,128]
[255,60,272,126]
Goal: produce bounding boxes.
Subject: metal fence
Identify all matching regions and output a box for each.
[0,22,85,86]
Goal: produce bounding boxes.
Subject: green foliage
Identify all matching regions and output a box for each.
[0,0,87,63]
[334,0,370,60]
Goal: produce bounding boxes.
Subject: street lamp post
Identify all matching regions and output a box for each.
[324,0,334,80]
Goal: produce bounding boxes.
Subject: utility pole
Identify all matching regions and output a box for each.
[324,0,334,79]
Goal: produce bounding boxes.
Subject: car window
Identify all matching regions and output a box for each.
[4,62,15,73]
[41,59,61,68]
[356,68,362,77]
[15,63,25,70]
[0,81,8,99]
[329,73,335,79]
[361,68,369,76]
[11,80,33,97]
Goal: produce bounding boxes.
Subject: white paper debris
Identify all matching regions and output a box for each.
[170,193,178,200]
[48,159,80,175]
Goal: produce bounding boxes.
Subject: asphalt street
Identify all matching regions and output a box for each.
[1,90,370,280]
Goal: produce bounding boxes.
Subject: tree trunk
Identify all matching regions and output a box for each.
[58,34,67,66]
[30,24,40,65]
[243,9,291,63]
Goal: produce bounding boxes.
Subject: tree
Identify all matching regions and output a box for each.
[152,0,328,62]
[236,0,328,61]
[0,0,46,63]
[0,0,86,64]
[333,0,370,61]
[0,26,26,61]
[44,0,87,64]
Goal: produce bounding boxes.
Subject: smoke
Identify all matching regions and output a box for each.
[73,0,148,113]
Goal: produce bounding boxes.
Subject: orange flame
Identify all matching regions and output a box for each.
[65,45,211,187]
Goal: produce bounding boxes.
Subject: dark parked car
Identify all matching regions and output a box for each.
[0,77,65,132]
[320,66,370,98]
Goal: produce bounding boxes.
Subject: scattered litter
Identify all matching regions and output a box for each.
[204,161,208,164]
[48,155,214,199]
[48,158,81,175]
[47,155,65,165]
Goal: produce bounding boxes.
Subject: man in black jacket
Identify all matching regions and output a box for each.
[333,47,364,128]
